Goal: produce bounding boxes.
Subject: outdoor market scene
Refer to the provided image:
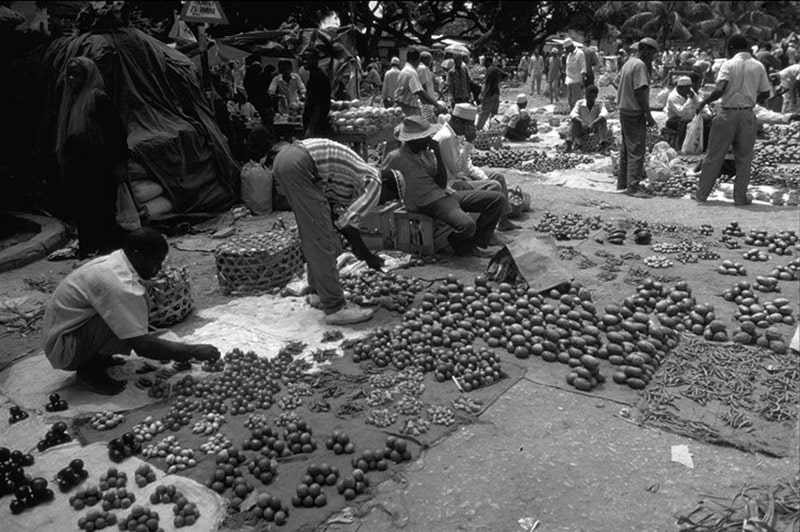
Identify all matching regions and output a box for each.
[1,1,800,531]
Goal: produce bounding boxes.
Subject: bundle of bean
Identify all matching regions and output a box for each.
[643,255,673,268]
[770,259,800,281]
[191,413,226,435]
[452,395,483,414]
[534,212,603,240]
[393,378,425,397]
[697,249,720,260]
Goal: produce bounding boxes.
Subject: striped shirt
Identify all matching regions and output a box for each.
[299,139,381,229]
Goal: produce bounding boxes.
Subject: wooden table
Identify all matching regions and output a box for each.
[330,128,396,161]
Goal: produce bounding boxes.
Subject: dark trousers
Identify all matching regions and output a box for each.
[618,111,647,190]
[697,108,757,204]
[56,315,131,371]
[417,190,504,252]
[272,144,345,314]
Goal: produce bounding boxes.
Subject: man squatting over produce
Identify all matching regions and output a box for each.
[42,228,221,395]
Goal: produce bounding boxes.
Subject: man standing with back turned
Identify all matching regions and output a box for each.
[694,34,771,206]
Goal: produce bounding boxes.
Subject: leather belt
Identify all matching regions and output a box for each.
[722,106,753,110]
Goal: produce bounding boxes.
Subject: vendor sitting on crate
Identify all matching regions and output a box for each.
[566,85,611,152]
[499,93,532,141]
[433,103,521,232]
[272,138,404,325]
[42,228,221,395]
[382,116,505,258]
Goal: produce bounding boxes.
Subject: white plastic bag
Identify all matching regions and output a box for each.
[240,160,273,216]
[681,115,704,155]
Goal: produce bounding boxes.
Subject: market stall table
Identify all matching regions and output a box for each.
[330,127,396,161]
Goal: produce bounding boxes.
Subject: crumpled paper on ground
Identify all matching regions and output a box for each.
[0,442,227,532]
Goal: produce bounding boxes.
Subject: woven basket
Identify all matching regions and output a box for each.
[508,186,531,219]
[214,231,304,295]
[474,131,503,150]
[146,266,193,328]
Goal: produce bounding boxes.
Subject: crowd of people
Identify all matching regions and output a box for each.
[47,30,800,393]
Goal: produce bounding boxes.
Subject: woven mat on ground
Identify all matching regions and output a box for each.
[71,348,527,531]
[675,475,800,532]
[0,442,227,532]
[635,337,798,458]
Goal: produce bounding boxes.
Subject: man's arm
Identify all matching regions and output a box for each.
[416,89,446,112]
[634,85,655,126]
[128,335,220,363]
[697,79,729,111]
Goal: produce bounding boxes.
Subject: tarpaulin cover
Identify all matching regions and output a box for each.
[19,27,238,214]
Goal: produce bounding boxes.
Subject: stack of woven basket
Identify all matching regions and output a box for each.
[146,266,193,328]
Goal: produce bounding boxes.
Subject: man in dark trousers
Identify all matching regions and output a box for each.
[695,34,771,206]
[383,116,504,258]
[475,55,503,130]
[272,139,404,325]
[301,48,332,138]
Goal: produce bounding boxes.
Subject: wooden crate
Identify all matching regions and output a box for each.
[393,208,452,255]
[359,202,401,250]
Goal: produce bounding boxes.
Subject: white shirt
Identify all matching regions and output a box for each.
[268,73,306,105]
[42,250,148,369]
[570,99,608,126]
[417,63,436,98]
[382,67,401,101]
[433,121,487,183]
[779,64,800,90]
[501,103,527,128]
[664,88,698,121]
[716,52,770,108]
[565,48,586,85]
[394,63,424,108]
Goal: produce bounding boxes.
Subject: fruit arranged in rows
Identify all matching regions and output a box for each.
[107,432,141,463]
[56,458,88,492]
[743,248,770,262]
[324,430,356,455]
[90,411,125,431]
[117,505,163,532]
[534,212,602,240]
[9,477,53,514]
[37,421,72,452]
[734,295,795,328]
[8,405,28,424]
[45,392,68,412]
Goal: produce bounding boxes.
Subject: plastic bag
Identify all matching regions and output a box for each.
[681,115,704,155]
[131,180,164,203]
[116,183,142,231]
[241,160,273,216]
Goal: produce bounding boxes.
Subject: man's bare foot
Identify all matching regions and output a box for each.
[76,367,126,395]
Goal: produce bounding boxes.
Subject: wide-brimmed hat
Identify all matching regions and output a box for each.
[394,116,441,141]
[639,37,659,51]
[676,76,692,87]
[562,38,574,48]
[452,103,478,121]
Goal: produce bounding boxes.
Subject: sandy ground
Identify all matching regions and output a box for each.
[1,82,798,531]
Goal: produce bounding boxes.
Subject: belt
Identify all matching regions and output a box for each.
[722,106,753,110]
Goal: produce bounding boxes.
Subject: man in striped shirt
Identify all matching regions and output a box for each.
[273,139,405,325]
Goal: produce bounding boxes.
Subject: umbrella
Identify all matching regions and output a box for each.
[445,43,470,56]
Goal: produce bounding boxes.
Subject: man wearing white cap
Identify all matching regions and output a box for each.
[500,94,533,141]
[777,63,800,113]
[615,37,659,197]
[382,57,401,108]
[664,76,701,149]
[382,116,505,257]
[434,103,521,231]
[563,38,587,109]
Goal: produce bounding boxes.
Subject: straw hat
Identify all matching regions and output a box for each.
[394,116,441,141]
[639,37,659,51]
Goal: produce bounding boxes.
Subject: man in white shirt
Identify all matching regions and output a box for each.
[500,93,533,141]
[664,76,702,149]
[567,85,609,151]
[268,60,306,112]
[418,51,437,98]
[394,49,447,116]
[433,103,520,231]
[563,39,587,109]
[695,34,771,206]
[382,57,401,107]
[778,63,800,113]
[42,228,220,394]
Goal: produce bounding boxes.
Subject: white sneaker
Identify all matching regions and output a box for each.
[325,303,374,326]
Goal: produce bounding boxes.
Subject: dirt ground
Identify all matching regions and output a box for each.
[1,82,798,531]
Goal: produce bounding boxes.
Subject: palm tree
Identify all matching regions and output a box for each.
[696,1,779,43]
[613,1,714,48]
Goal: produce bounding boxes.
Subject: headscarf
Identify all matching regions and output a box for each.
[55,56,106,164]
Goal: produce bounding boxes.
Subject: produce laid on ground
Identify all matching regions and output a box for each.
[534,212,603,240]
[470,147,592,172]
[341,270,427,312]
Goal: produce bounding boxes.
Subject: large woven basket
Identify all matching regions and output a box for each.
[146,266,194,328]
[214,231,304,295]
[508,186,531,219]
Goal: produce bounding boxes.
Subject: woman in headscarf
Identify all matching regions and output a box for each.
[55,56,129,258]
